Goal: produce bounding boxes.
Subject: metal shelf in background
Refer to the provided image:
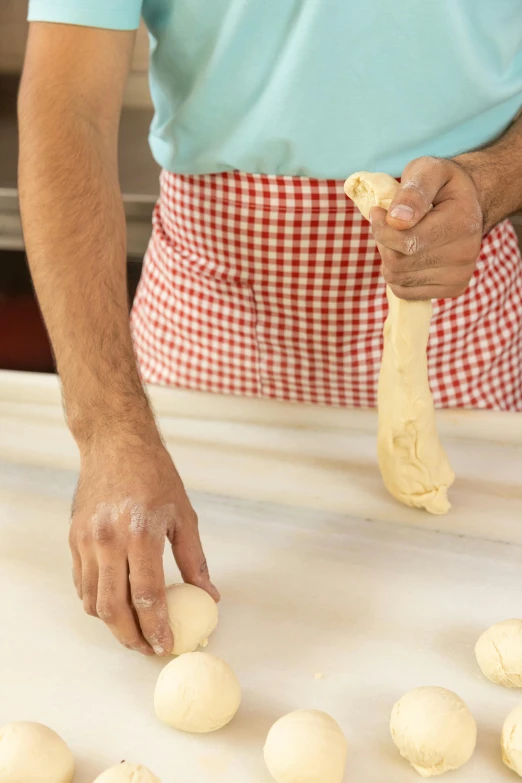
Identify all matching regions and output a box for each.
[0,74,160,257]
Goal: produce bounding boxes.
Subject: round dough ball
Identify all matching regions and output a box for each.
[93,762,161,782]
[154,652,241,733]
[0,722,74,783]
[475,619,522,687]
[502,706,522,776]
[264,710,347,783]
[165,583,218,655]
[390,687,476,777]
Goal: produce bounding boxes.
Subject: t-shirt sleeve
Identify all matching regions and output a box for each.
[27,1,143,31]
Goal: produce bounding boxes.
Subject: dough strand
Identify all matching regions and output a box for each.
[344,171,455,514]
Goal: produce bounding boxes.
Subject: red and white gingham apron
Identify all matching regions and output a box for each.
[131,171,522,411]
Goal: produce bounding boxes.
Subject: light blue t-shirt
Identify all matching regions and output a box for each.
[28,0,522,179]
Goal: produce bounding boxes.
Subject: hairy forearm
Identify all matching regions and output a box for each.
[18,95,156,446]
[454,110,522,233]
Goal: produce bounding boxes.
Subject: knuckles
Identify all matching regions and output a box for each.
[404,235,420,256]
[93,519,116,545]
[132,587,159,611]
[96,601,120,624]
[383,269,419,287]
[374,228,424,258]
[379,248,404,272]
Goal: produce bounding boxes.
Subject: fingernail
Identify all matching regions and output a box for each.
[153,645,167,656]
[389,204,415,221]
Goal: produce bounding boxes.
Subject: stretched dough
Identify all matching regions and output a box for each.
[344,171,455,514]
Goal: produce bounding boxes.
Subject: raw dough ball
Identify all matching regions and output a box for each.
[0,722,74,783]
[166,582,219,655]
[154,651,241,733]
[475,619,522,687]
[93,762,161,782]
[390,687,476,777]
[502,706,522,776]
[264,710,347,783]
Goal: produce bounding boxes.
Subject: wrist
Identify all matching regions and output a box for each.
[453,151,498,234]
[67,392,161,451]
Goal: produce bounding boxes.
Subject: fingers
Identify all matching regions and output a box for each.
[382,259,475,290]
[69,533,83,600]
[79,553,99,617]
[369,160,483,300]
[376,231,479,297]
[381,248,475,299]
[128,535,174,656]
[372,204,470,260]
[70,462,218,658]
[385,157,453,230]
[71,507,157,656]
[169,510,220,602]
[388,282,469,301]
[97,553,153,656]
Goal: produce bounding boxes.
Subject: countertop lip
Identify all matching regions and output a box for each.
[1,368,520,444]
[2,368,521,550]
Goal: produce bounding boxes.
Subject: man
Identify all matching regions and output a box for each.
[18,1,522,656]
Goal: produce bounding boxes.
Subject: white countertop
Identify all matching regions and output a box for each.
[1,370,521,544]
[1,371,521,781]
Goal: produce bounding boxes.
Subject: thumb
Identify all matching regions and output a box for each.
[386,156,450,230]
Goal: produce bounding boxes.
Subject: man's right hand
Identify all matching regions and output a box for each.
[69,433,218,656]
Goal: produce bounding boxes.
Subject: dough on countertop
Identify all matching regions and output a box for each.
[264,709,347,783]
[344,171,455,515]
[502,706,522,776]
[475,618,522,687]
[165,582,218,655]
[154,652,241,733]
[0,722,74,783]
[93,762,161,782]
[390,687,476,777]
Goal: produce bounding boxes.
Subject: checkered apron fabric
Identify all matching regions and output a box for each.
[131,171,522,410]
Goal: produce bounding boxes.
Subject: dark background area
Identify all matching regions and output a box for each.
[0,71,158,373]
[0,250,144,373]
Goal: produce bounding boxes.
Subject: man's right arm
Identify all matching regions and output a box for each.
[18,22,218,656]
[19,23,150,442]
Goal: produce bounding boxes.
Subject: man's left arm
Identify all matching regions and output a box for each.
[370,111,522,300]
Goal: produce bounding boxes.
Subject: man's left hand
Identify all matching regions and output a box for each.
[370,156,484,300]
